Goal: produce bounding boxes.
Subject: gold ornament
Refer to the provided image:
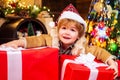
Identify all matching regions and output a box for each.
[113,19,118,25]
[94,0,105,13]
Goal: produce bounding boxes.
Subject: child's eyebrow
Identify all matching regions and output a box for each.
[70,26,77,29]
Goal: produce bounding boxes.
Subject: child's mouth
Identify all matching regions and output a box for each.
[63,36,70,39]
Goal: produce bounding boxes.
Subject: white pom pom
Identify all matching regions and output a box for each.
[49,21,55,28]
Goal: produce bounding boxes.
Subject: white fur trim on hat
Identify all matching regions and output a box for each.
[58,11,87,28]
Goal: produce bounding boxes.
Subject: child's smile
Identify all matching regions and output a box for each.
[62,35,71,39]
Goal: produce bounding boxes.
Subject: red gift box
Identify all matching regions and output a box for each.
[60,55,115,80]
[117,60,120,77]
[0,47,59,80]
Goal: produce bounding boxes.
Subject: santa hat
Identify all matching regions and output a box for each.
[58,4,87,28]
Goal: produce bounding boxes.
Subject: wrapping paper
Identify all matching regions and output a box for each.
[0,47,59,80]
[117,60,120,77]
[60,54,115,80]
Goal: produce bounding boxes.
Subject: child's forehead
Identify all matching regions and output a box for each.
[58,19,80,30]
[61,24,77,29]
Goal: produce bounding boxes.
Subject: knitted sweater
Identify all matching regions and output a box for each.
[24,34,114,63]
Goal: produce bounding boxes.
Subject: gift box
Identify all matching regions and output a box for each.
[117,60,120,77]
[60,54,116,80]
[0,47,59,80]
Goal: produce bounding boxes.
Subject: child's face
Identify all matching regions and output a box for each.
[58,24,79,46]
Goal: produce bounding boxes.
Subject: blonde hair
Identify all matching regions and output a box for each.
[57,18,85,38]
[58,18,86,56]
[71,34,86,55]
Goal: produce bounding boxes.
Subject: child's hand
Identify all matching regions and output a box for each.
[0,40,19,49]
[0,39,25,49]
[106,61,118,79]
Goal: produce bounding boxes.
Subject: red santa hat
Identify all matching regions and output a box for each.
[58,4,87,28]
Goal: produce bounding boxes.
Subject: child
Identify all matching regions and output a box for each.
[0,4,118,79]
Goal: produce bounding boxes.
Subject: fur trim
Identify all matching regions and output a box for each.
[71,35,86,56]
[19,38,27,48]
[50,27,59,48]
[58,11,87,28]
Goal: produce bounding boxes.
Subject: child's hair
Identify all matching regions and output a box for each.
[57,18,85,38]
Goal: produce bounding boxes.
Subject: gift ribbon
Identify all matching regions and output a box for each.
[0,47,23,80]
[61,59,77,80]
[7,50,22,80]
[61,53,108,80]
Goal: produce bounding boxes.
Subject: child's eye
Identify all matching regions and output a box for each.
[70,29,76,31]
[62,27,66,29]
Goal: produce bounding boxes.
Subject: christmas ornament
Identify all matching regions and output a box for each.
[106,27,111,36]
[31,5,40,13]
[113,19,118,25]
[109,42,118,52]
[98,22,104,29]
[93,0,105,13]
[30,5,40,18]
[91,22,110,39]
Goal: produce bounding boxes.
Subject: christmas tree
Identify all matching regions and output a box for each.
[86,0,120,59]
[27,22,35,36]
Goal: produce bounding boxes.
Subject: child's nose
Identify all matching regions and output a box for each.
[65,29,70,34]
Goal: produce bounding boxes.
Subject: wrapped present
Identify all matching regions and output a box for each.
[117,60,120,77]
[0,47,59,80]
[60,53,115,80]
